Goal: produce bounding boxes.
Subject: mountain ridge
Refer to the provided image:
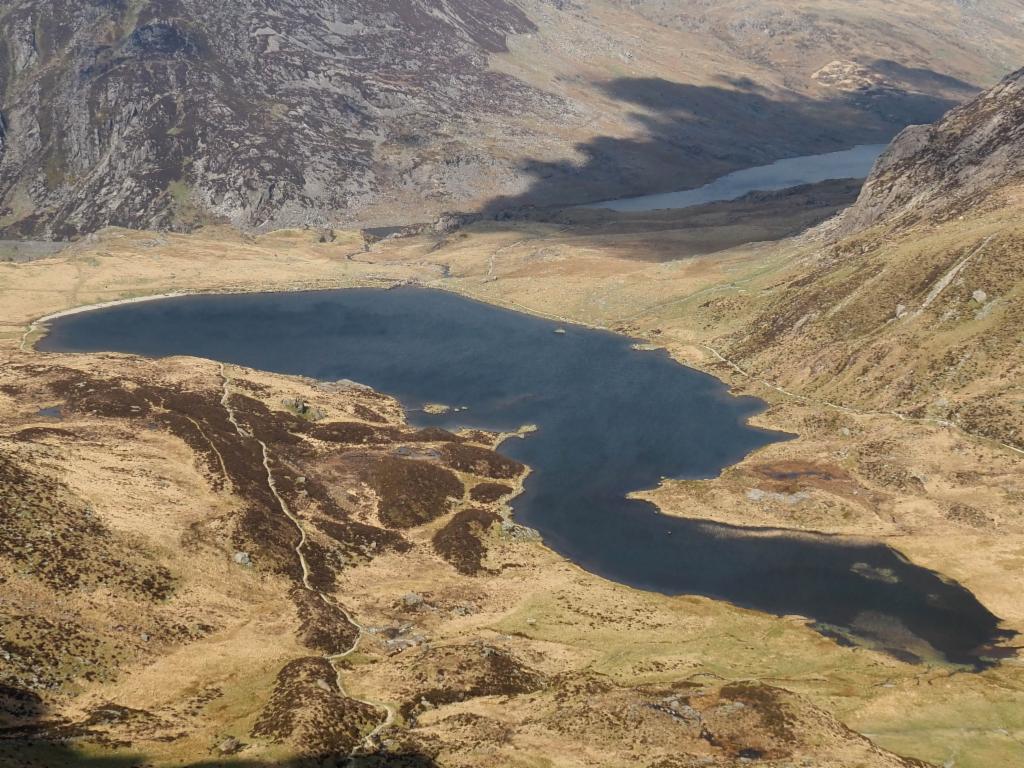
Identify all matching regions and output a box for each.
[3,0,1024,238]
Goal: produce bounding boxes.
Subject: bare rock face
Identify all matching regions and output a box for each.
[813,60,895,93]
[838,67,1024,233]
[0,0,540,238]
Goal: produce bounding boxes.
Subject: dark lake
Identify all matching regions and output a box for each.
[39,287,1010,665]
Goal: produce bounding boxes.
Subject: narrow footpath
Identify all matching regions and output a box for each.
[218,364,396,755]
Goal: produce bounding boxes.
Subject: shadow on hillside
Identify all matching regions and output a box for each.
[0,685,436,768]
[476,73,966,216]
[868,59,978,96]
[1,736,437,768]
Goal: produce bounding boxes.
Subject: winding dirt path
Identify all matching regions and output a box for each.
[18,322,36,353]
[217,363,396,754]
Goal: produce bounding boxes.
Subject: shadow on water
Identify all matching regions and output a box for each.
[37,288,1015,667]
[476,73,966,215]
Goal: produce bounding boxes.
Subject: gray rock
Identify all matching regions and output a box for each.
[233,551,252,567]
[500,519,541,540]
[401,592,425,608]
[384,635,427,653]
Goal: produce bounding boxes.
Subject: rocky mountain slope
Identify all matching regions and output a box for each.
[837,67,1024,232]
[2,0,1024,237]
[714,68,1024,450]
[0,0,543,238]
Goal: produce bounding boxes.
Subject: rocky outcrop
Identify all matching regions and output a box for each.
[838,67,1024,233]
[0,0,542,238]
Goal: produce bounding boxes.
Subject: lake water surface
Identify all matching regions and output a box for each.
[586,144,887,212]
[39,287,1009,664]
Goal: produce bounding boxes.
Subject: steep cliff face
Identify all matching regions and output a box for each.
[0,0,543,238]
[838,68,1024,232]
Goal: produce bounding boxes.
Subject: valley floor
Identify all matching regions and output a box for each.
[0,200,1022,766]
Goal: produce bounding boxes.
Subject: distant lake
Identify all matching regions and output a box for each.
[585,144,887,212]
[39,287,1009,665]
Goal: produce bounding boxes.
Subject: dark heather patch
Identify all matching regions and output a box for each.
[311,421,401,445]
[353,748,441,767]
[469,482,514,504]
[9,427,79,442]
[49,372,155,419]
[0,684,45,721]
[440,443,524,480]
[405,426,464,443]
[232,504,304,585]
[399,644,546,722]
[0,451,174,600]
[276,470,411,570]
[251,657,378,755]
[352,403,386,423]
[432,508,500,575]
[231,379,271,396]
[315,518,411,560]
[369,456,464,529]
[301,536,342,593]
[310,422,463,445]
[289,587,359,655]
[229,393,309,445]
[718,683,794,741]
[944,502,994,530]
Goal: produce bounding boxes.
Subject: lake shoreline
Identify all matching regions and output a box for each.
[37,286,1010,665]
